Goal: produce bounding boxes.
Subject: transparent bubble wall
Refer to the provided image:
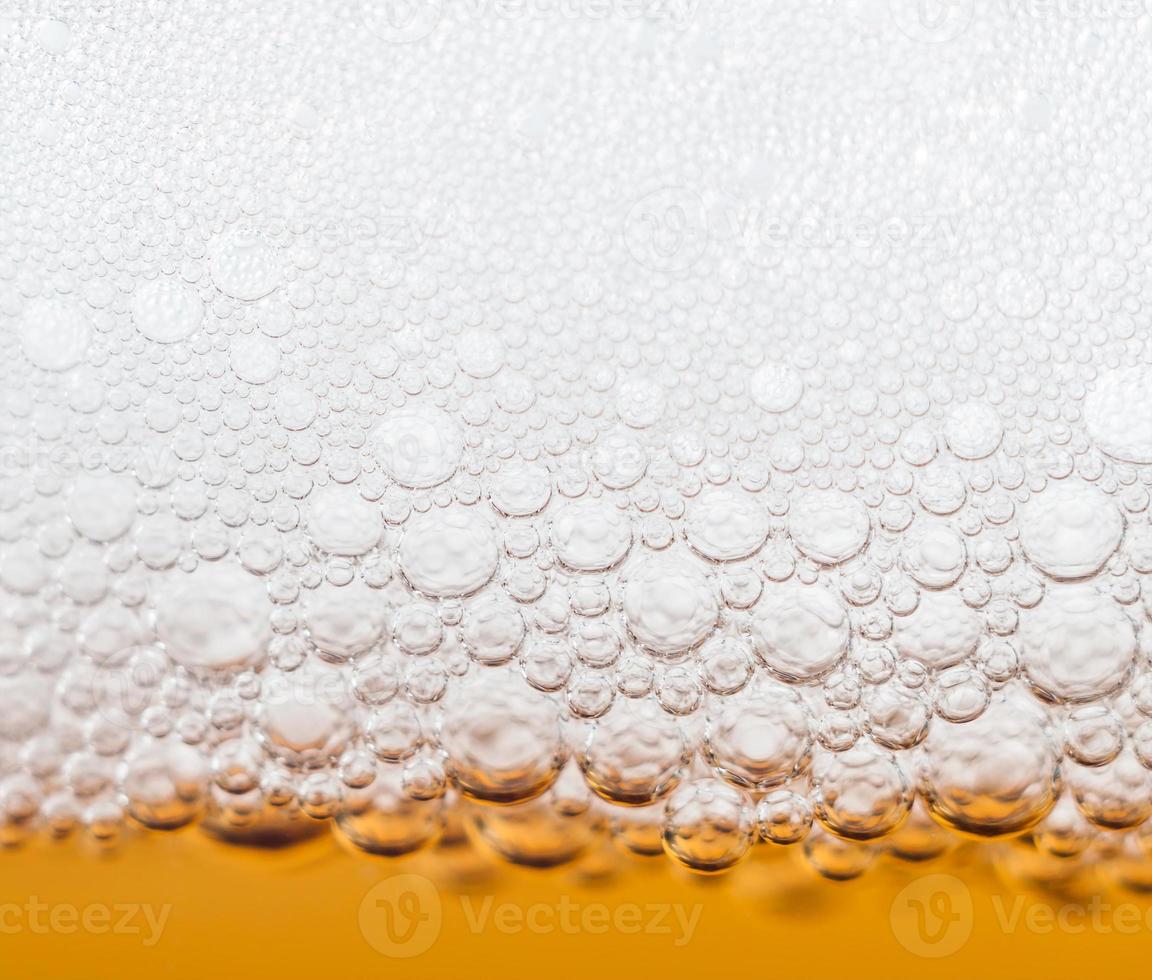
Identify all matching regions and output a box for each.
[3,0,1152,881]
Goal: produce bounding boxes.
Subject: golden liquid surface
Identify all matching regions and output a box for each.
[4,834,1152,979]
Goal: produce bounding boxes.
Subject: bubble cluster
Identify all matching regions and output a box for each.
[2,0,1152,883]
